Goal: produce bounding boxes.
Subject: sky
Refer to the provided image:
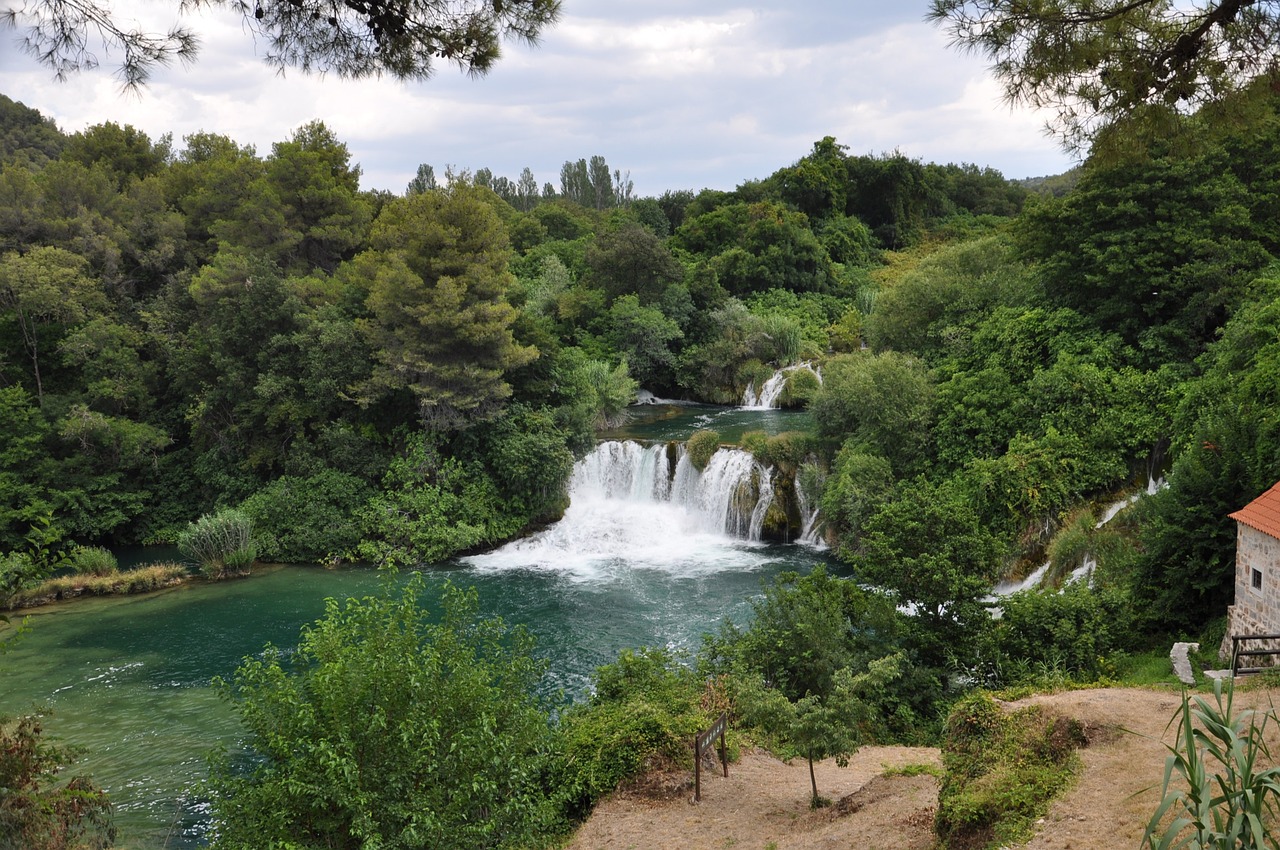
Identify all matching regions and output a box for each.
[0,1,1078,196]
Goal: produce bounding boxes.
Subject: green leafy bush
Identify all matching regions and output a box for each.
[552,647,711,821]
[686,429,721,471]
[238,470,370,563]
[936,692,1084,849]
[208,577,557,849]
[356,436,527,567]
[177,508,256,579]
[988,583,1135,683]
[67,545,118,577]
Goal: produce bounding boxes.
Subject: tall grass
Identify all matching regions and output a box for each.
[1144,679,1280,850]
[177,508,257,579]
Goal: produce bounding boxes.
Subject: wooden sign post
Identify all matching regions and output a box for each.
[694,711,728,802]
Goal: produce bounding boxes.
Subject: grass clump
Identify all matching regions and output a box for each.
[686,430,721,471]
[8,563,189,607]
[67,546,119,576]
[178,508,256,579]
[935,691,1084,850]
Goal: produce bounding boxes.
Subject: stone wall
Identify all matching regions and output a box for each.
[1223,523,1280,662]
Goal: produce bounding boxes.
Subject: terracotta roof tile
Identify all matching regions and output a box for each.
[1231,482,1280,540]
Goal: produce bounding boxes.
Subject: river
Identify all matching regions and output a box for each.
[0,402,828,848]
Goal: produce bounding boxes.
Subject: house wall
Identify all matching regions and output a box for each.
[1233,524,1280,634]
[1223,524,1280,662]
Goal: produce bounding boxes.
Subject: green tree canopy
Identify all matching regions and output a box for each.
[352,184,537,431]
[208,576,557,849]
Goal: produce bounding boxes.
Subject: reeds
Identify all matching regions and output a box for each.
[1145,679,1280,849]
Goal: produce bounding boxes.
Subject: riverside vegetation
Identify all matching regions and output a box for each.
[5,78,1280,847]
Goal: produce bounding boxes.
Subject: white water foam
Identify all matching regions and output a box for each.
[466,440,776,580]
[741,363,822,409]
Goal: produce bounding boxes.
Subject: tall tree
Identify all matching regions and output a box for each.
[931,0,1280,154]
[405,162,437,195]
[352,184,537,431]
[0,246,104,405]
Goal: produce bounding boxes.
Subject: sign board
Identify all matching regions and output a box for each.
[694,710,728,802]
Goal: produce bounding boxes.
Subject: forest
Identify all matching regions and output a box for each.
[3,80,1280,847]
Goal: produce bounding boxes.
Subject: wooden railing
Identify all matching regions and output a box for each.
[1231,633,1280,676]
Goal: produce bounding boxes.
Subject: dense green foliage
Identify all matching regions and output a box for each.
[207,576,557,850]
[8,82,1280,847]
[552,647,712,820]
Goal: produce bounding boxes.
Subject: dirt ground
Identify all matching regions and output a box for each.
[565,685,1280,850]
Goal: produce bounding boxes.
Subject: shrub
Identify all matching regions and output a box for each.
[936,692,1084,849]
[177,508,256,579]
[67,546,118,577]
[0,713,116,849]
[739,430,770,459]
[208,578,557,850]
[989,583,1135,683]
[779,368,822,408]
[552,647,710,821]
[238,470,370,564]
[686,429,721,471]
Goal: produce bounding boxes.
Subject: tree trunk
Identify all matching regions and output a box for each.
[808,751,818,805]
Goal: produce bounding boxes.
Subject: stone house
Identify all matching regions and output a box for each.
[1223,482,1280,659]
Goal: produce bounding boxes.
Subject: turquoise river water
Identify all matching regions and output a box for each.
[0,402,828,848]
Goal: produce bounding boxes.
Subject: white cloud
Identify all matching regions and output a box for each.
[0,1,1076,195]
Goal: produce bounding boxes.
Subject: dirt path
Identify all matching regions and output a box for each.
[565,685,1280,850]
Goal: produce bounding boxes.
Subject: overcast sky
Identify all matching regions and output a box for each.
[0,1,1077,196]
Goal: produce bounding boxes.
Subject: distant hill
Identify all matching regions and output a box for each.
[0,94,66,166]
[1016,166,1082,197]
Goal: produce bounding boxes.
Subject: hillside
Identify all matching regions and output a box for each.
[568,685,1277,850]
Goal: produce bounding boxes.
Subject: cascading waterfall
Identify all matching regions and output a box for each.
[469,440,776,576]
[741,363,822,409]
[793,469,826,548]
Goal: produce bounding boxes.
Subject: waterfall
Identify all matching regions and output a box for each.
[741,363,822,409]
[468,440,776,576]
[793,468,826,548]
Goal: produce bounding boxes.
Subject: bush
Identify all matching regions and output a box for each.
[685,429,721,471]
[552,647,711,821]
[67,546,118,577]
[936,692,1083,849]
[779,368,822,408]
[990,583,1135,682]
[177,508,256,579]
[208,578,557,850]
[238,470,370,564]
[0,714,116,849]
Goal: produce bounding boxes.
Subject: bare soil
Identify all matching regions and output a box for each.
[565,685,1280,850]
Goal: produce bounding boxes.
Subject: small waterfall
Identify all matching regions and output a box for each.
[793,469,826,548]
[469,440,776,575]
[741,363,822,409]
[670,448,774,539]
